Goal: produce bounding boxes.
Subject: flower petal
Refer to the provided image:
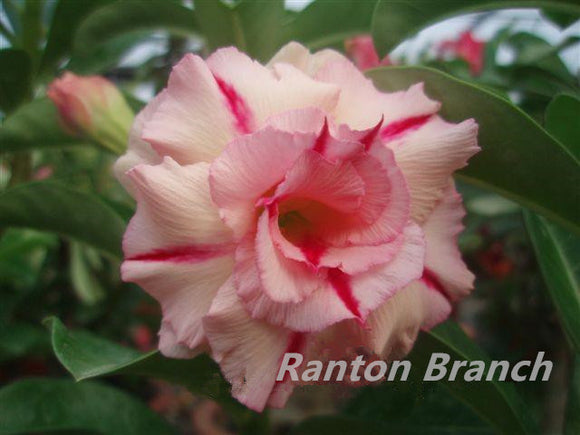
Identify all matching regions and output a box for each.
[391,116,479,222]
[141,54,236,164]
[209,127,313,238]
[124,157,233,257]
[122,254,234,352]
[207,47,340,125]
[203,277,295,412]
[423,182,475,298]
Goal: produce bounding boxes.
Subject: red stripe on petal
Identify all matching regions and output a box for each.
[360,115,384,151]
[127,244,231,263]
[380,114,431,142]
[213,74,253,134]
[421,268,451,302]
[328,268,362,319]
[299,238,327,268]
[313,118,330,155]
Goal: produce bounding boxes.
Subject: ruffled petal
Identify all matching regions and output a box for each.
[268,41,349,77]
[391,116,479,222]
[203,277,295,412]
[141,54,235,164]
[209,127,313,238]
[122,254,234,352]
[315,58,440,130]
[124,157,233,257]
[113,91,165,194]
[207,47,340,126]
[422,182,475,299]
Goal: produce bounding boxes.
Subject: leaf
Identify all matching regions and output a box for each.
[565,354,580,435]
[524,212,580,352]
[366,66,580,234]
[39,0,113,76]
[0,182,125,258]
[409,322,538,434]
[195,0,286,62]
[0,49,32,113]
[73,0,197,57]
[45,317,261,428]
[546,94,580,162]
[0,98,89,153]
[372,0,580,56]
[0,378,175,435]
[70,241,106,305]
[284,0,376,50]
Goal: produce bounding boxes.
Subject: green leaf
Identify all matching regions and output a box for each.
[0,378,175,435]
[284,0,376,50]
[40,0,113,76]
[372,0,580,56]
[0,98,89,153]
[565,354,580,435]
[70,241,106,305]
[0,49,32,113]
[366,66,580,234]
[0,182,125,258]
[409,322,538,434]
[45,317,262,429]
[195,0,286,62]
[73,0,197,57]
[546,94,580,162]
[524,212,580,352]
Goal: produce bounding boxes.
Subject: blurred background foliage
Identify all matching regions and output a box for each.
[0,0,579,434]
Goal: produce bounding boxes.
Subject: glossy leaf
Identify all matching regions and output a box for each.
[73,0,197,57]
[0,49,32,113]
[524,212,580,352]
[39,0,113,76]
[195,0,286,62]
[366,66,580,234]
[546,94,580,161]
[0,98,88,153]
[0,182,125,258]
[46,317,262,429]
[0,378,175,434]
[409,322,538,434]
[372,0,580,56]
[284,0,376,50]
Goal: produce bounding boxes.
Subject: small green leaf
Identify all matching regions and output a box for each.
[284,0,376,50]
[546,94,580,162]
[195,0,286,62]
[0,378,175,435]
[524,212,580,352]
[0,49,32,113]
[74,0,198,57]
[410,322,538,435]
[0,182,125,258]
[366,66,580,234]
[372,0,580,56]
[70,241,106,305]
[0,98,89,153]
[45,317,260,427]
[39,0,114,76]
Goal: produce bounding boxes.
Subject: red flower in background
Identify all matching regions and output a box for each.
[345,35,392,71]
[440,31,485,76]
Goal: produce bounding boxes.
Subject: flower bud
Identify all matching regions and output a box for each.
[345,35,392,71]
[47,72,134,154]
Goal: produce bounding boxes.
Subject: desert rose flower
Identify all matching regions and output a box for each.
[115,42,479,411]
[345,35,392,70]
[48,72,134,154]
[440,31,485,76]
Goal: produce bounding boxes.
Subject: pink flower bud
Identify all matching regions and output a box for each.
[345,35,392,71]
[439,31,485,76]
[47,72,134,154]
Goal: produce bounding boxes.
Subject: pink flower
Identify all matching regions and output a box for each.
[345,35,392,70]
[115,42,479,411]
[440,31,485,76]
[48,72,134,154]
